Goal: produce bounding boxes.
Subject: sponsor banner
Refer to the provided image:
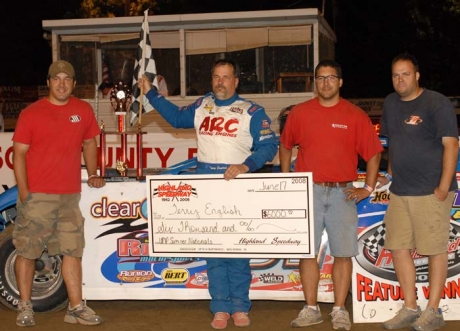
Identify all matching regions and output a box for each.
[352,188,460,322]
[80,181,334,302]
[0,132,198,191]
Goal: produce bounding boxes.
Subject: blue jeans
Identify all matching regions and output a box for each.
[206,258,252,314]
[313,183,359,257]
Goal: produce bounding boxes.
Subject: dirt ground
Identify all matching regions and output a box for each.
[1,297,460,331]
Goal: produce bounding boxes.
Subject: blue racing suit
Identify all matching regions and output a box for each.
[144,89,277,314]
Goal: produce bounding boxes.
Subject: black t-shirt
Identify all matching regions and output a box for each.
[381,89,458,195]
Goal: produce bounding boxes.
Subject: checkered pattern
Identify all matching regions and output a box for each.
[449,223,459,238]
[363,224,386,259]
[102,55,110,83]
[130,10,158,126]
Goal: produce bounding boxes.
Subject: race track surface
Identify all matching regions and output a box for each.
[1,297,460,330]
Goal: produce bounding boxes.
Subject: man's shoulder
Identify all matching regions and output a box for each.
[69,96,92,107]
[382,92,400,107]
[232,95,265,116]
[420,88,450,103]
[287,97,317,113]
[339,98,366,112]
[20,98,48,116]
[194,93,214,108]
[298,97,318,107]
[68,97,95,115]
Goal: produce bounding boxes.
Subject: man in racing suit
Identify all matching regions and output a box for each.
[138,59,277,329]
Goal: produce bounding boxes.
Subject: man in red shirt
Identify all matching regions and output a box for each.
[280,60,382,330]
[12,60,106,327]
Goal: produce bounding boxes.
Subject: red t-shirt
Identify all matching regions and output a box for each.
[280,98,383,182]
[13,97,100,193]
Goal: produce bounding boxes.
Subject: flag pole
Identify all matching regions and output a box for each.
[138,10,148,128]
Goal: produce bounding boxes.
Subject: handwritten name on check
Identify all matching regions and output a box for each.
[146,172,314,258]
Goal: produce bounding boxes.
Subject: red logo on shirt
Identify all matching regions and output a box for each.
[404,115,423,125]
[198,116,238,133]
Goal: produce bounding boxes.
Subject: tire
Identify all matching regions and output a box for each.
[0,225,68,312]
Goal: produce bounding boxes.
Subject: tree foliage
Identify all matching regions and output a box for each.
[405,0,460,94]
[446,0,460,14]
[334,0,460,97]
[74,0,460,96]
[79,0,169,17]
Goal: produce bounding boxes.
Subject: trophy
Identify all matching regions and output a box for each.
[110,82,131,133]
[99,82,145,181]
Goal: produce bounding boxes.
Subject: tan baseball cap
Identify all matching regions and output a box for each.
[48,60,75,78]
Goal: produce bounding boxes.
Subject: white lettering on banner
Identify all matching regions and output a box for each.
[356,275,460,301]
[118,239,150,256]
[91,197,144,218]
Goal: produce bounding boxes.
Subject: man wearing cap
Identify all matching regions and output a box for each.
[12,60,106,327]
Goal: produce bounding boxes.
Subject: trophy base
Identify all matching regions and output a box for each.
[101,168,165,182]
[103,176,140,182]
[102,168,142,182]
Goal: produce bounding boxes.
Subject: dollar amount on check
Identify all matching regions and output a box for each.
[146,172,314,258]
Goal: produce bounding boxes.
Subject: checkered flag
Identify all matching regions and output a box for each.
[363,224,386,259]
[102,54,110,83]
[130,9,158,126]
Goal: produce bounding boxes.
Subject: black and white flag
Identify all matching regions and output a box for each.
[130,9,158,126]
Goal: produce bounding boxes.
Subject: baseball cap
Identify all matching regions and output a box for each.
[48,60,75,78]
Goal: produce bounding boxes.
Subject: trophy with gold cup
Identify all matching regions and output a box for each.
[99,82,145,181]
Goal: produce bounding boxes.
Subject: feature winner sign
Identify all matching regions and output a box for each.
[352,190,460,323]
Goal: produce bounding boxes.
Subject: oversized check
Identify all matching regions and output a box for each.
[146,172,314,258]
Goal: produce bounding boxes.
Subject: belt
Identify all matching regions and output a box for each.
[314,181,351,188]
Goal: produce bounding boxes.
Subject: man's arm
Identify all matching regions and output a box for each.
[376,156,392,188]
[83,137,105,188]
[344,151,381,202]
[279,143,293,173]
[243,109,278,172]
[140,75,195,129]
[435,136,458,200]
[13,142,30,202]
[364,152,381,190]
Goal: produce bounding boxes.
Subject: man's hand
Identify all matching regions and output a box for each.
[138,74,153,94]
[19,190,30,203]
[376,176,390,189]
[88,175,106,188]
[343,187,371,203]
[224,164,249,180]
[434,186,448,202]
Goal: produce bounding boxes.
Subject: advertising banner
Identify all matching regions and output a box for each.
[0,132,198,191]
[80,181,333,302]
[0,132,334,302]
[352,186,460,322]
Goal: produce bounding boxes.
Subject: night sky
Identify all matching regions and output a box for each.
[1,0,459,98]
